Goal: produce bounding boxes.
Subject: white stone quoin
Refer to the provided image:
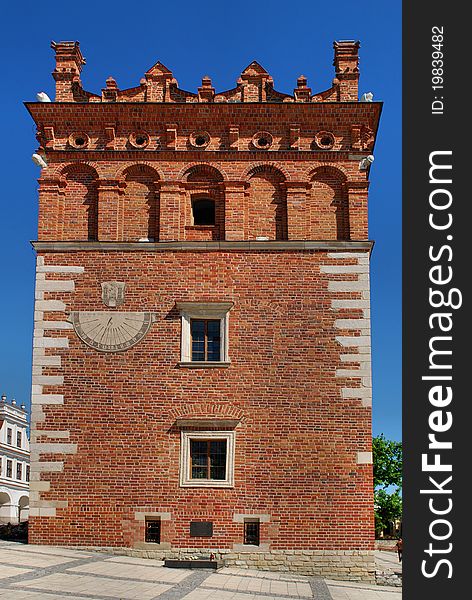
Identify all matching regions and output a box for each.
[0,395,30,523]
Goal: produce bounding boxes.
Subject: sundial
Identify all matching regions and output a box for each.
[69,281,156,352]
[69,311,156,353]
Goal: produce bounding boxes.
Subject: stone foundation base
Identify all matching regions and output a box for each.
[65,546,376,583]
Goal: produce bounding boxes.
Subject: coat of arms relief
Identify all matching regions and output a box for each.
[101,281,126,307]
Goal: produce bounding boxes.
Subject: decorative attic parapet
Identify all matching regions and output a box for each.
[50,40,361,103]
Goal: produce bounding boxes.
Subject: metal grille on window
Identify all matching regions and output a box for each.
[191,319,221,361]
[244,520,260,546]
[145,518,161,543]
[190,439,227,480]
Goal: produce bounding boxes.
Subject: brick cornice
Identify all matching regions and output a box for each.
[32,240,374,252]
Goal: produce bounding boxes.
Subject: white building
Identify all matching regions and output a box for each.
[0,394,30,523]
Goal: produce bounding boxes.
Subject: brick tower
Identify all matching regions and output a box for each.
[26,40,381,581]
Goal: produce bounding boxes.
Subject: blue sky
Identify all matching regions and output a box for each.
[0,1,401,441]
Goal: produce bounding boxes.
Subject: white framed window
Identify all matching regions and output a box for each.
[180,430,235,488]
[176,302,233,366]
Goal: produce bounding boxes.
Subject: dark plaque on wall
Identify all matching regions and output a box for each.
[190,521,213,537]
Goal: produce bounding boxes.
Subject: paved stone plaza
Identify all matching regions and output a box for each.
[0,542,401,599]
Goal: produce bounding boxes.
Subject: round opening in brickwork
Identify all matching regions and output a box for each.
[68,133,90,149]
[314,131,335,150]
[129,132,150,149]
[189,131,211,149]
[252,132,273,150]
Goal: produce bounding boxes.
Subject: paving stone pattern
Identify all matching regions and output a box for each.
[1,543,400,600]
[0,542,328,600]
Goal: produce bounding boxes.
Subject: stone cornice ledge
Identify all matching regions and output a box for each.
[32,240,374,252]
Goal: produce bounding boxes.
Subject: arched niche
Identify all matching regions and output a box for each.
[61,164,99,241]
[122,164,160,241]
[246,165,287,240]
[308,166,349,240]
[182,165,225,241]
[181,163,225,183]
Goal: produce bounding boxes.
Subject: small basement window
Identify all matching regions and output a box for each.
[244,519,260,546]
[192,199,215,226]
[145,518,161,543]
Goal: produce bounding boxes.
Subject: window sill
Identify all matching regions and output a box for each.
[180,480,234,488]
[178,361,231,368]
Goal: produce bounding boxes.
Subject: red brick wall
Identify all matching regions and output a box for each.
[29,250,373,550]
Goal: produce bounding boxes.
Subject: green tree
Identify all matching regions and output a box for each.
[372,434,402,537]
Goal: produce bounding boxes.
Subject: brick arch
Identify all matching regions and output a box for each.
[122,164,160,241]
[305,163,349,181]
[168,403,245,423]
[61,163,99,241]
[48,161,102,179]
[179,162,227,182]
[244,162,289,181]
[113,162,163,181]
[246,165,287,240]
[308,165,350,240]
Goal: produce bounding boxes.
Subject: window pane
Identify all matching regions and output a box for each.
[210,440,226,458]
[191,466,208,479]
[207,321,221,361]
[210,466,226,480]
[190,440,209,479]
[192,453,208,466]
[191,440,207,454]
[210,440,226,479]
[191,320,206,361]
